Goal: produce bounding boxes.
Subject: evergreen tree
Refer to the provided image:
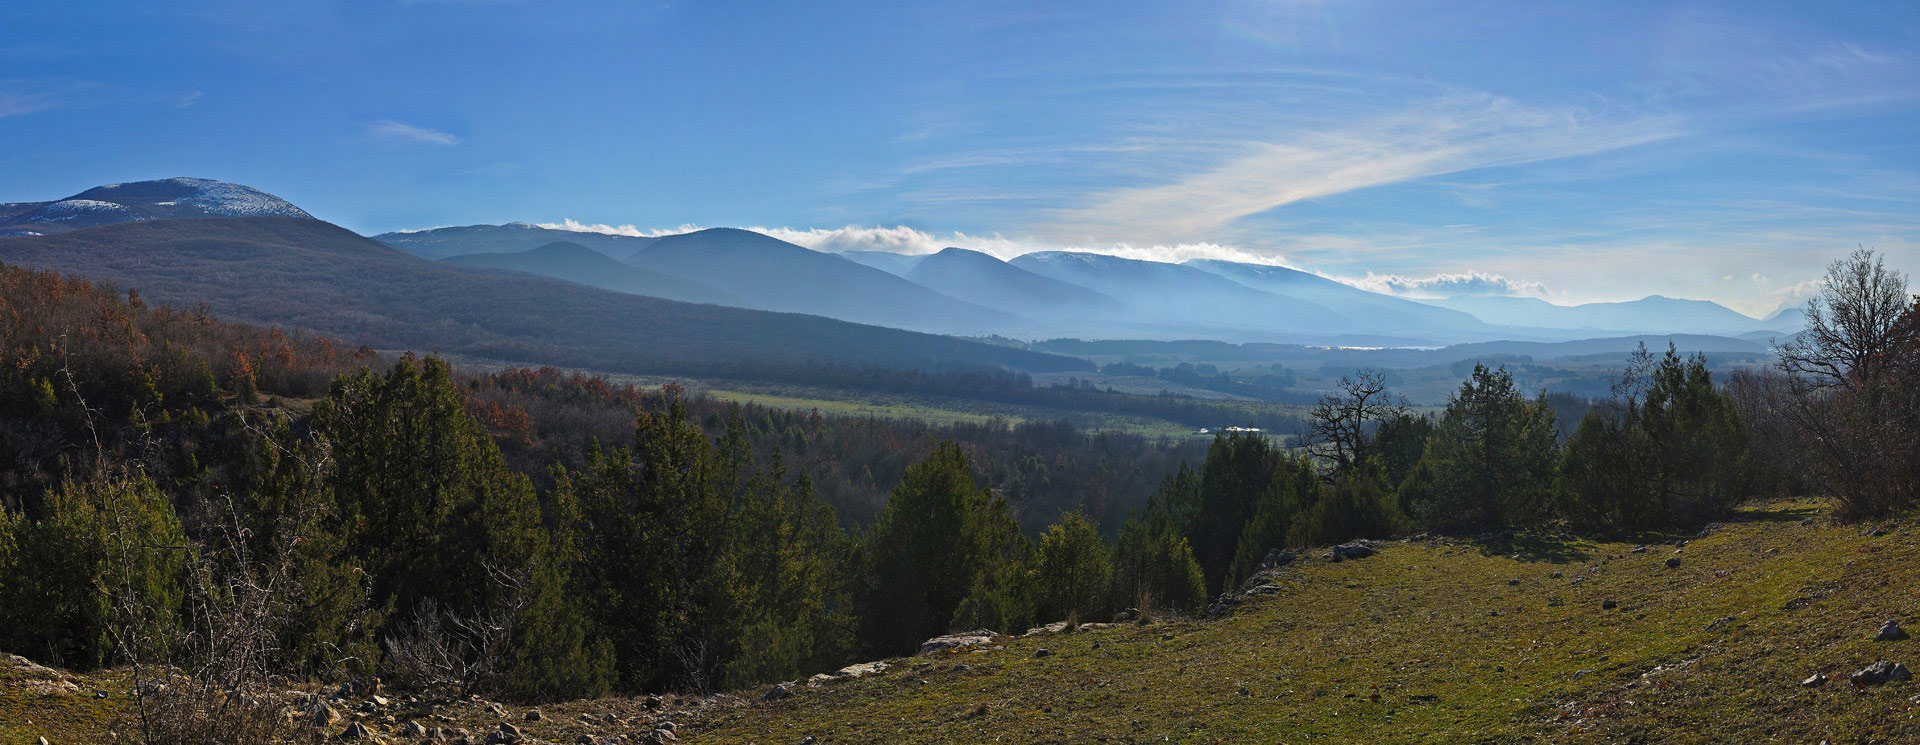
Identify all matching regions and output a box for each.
[861,443,1025,652]
[1292,461,1403,546]
[1190,433,1285,594]
[312,356,610,698]
[1404,365,1558,531]
[1557,345,1750,530]
[0,474,188,670]
[1029,512,1114,624]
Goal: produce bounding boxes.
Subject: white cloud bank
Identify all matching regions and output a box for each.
[1341,271,1548,300]
[533,218,1570,301]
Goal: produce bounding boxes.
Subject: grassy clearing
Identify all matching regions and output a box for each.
[12,499,1918,744]
[438,354,1222,438]
[681,498,1920,744]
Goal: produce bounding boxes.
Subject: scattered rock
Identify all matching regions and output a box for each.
[1664,557,1682,569]
[1802,673,1827,688]
[1507,579,1520,586]
[338,722,372,740]
[1602,599,1617,610]
[1262,549,1295,568]
[1034,648,1053,658]
[1878,619,1910,642]
[1705,615,1737,631]
[401,721,429,738]
[761,683,792,702]
[919,630,997,656]
[1630,546,1649,554]
[800,737,818,745]
[525,708,543,721]
[1237,686,1250,696]
[1327,542,1376,561]
[1850,661,1913,686]
[1549,571,1563,579]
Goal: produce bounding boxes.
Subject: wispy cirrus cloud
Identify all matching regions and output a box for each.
[367,119,463,146]
[0,82,62,119]
[1041,91,1686,244]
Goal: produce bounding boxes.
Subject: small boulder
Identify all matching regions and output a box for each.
[1034,648,1053,658]
[1664,557,1682,569]
[919,630,997,656]
[1328,542,1375,561]
[525,709,543,721]
[1850,661,1913,686]
[1878,619,1910,642]
[761,683,792,702]
[1601,599,1617,610]
[338,722,372,740]
[1801,673,1827,687]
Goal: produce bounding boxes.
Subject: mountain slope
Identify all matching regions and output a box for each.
[1185,258,1491,336]
[1010,251,1349,333]
[1427,295,1764,335]
[904,247,1129,320]
[375,222,663,260]
[0,217,1089,375]
[625,228,1026,334]
[441,241,743,306]
[837,250,927,276]
[0,177,311,235]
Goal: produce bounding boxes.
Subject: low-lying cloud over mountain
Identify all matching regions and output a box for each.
[1342,271,1550,300]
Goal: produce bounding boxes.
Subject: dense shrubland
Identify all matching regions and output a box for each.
[2,248,1916,738]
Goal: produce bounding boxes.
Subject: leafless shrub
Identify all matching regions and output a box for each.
[109,492,319,745]
[382,565,531,697]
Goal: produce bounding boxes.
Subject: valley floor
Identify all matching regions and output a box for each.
[9,498,1920,744]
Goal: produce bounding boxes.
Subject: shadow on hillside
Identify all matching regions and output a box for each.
[1472,534,1592,564]
[1727,503,1820,523]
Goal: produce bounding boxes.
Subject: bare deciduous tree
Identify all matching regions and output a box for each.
[1305,369,1408,473]
[1777,248,1916,389]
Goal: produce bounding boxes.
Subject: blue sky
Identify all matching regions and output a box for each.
[3,0,1917,314]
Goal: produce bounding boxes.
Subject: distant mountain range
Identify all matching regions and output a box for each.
[0,181,1089,379]
[1422,295,1799,337]
[369,216,1808,345]
[1,178,1812,358]
[623,228,1022,335]
[0,177,311,235]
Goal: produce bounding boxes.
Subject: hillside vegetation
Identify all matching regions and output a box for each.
[9,498,1920,744]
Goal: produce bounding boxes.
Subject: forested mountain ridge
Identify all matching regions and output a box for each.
[375,221,662,259]
[0,216,1091,377]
